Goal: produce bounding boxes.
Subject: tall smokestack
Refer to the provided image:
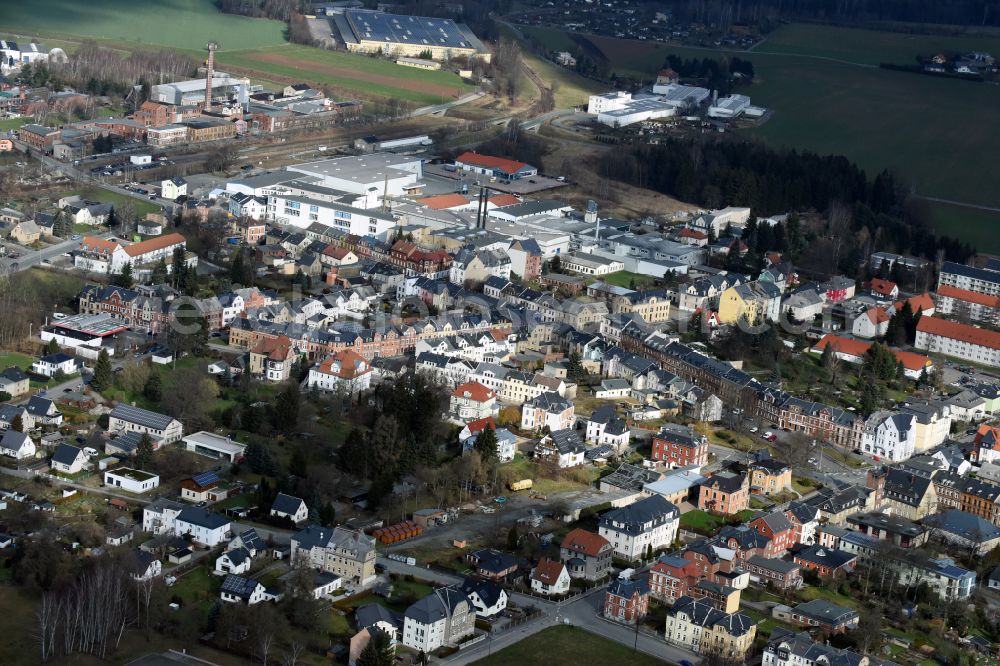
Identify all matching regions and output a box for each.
[204,41,218,112]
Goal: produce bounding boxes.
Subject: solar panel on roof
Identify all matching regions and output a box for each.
[192,471,219,486]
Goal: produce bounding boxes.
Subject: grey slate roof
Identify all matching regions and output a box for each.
[599,495,678,537]
[176,507,230,530]
[405,588,469,624]
[356,603,403,631]
[51,443,83,466]
[110,404,176,430]
[271,493,306,516]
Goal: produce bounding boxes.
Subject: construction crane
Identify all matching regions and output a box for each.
[204,42,218,112]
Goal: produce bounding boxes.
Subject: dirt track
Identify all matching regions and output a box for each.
[249,52,461,99]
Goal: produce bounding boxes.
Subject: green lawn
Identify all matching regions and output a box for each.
[170,565,219,609]
[64,188,160,218]
[216,45,476,106]
[796,584,859,609]
[473,625,668,665]
[518,23,1000,248]
[0,351,34,372]
[0,117,29,132]
[678,509,752,534]
[3,0,286,51]
[600,270,657,290]
[923,200,1000,255]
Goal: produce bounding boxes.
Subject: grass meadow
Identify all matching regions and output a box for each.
[1,0,287,51]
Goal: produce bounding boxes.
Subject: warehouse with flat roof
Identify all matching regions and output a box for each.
[334,9,490,61]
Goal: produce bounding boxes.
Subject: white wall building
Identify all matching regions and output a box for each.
[861,412,916,462]
[104,468,160,493]
[598,495,679,560]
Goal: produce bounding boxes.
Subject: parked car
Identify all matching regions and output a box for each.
[749,426,759,434]
[762,431,773,439]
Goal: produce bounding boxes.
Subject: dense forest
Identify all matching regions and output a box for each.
[649,0,1000,29]
[601,138,974,266]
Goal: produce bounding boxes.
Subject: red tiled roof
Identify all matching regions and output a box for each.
[532,558,566,585]
[869,277,897,296]
[452,381,496,402]
[867,307,890,325]
[466,417,496,434]
[488,194,521,207]
[123,232,185,257]
[251,335,293,361]
[561,528,610,557]
[917,316,1000,350]
[975,424,1000,448]
[937,284,1000,309]
[456,151,530,175]
[813,334,870,358]
[318,349,370,379]
[416,193,471,210]
[80,236,121,255]
[893,291,935,314]
[322,246,353,260]
[893,350,932,372]
[678,228,707,240]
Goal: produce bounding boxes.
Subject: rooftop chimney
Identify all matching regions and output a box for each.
[204,42,218,112]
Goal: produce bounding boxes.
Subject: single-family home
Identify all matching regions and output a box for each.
[449,381,499,422]
[560,528,613,581]
[787,599,858,633]
[306,349,374,395]
[458,578,508,618]
[220,574,268,605]
[0,430,36,460]
[530,558,571,596]
[50,443,88,474]
[270,493,309,525]
[697,471,750,515]
[108,404,183,445]
[161,177,188,201]
[603,577,650,624]
[534,429,587,469]
[216,547,253,575]
[520,391,575,431]
[0,367,29,398]
[174,507,232,546]
[31,352,77,378]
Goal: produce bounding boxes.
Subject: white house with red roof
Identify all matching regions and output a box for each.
[454,151,538,181]
[869,278,899,300]
[307,349,374,395]
[449,381,499,422]
[852,306,890,339]
[74,236,123,273]
[530,558,570,596]
[110,233,190,274]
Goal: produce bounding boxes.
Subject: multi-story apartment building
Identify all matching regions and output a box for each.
[598,495,680,560]
[663,595,756,662]
[651,423,709,467]
[290,525,377,584]
[915,316,1000,368]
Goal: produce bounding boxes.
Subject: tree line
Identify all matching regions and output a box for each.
[642,0,1000,30]
[601,137,974,266]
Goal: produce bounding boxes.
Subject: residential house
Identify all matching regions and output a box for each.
[748,511,797,556]
[745,556,802,590]
[216,548,253,575]
[50,443,87,474]
[174,508,233,546]
[584,404,630,451]
[270,493,309,525]
[717,281,782,326]
[307,349,374,395]
[530,558,571,596]
[141,498,184,535]
[869,278,899,299]
[465,549,518,580]
[26,396,62,426]
[846,511,927,549]
[787,599,859,633]
[852,306,891,339]
[603,577,650,624]
[30,352,77,378]
[458,578,507,618]
[747,454,792,496]
[401,588,475,652]
[652,423,709,468]
[762,629,900,666]
[861,411,916,462]
[792,545,857,578]
[290,525,377,585]
[219,574,268,605]
[0,430,35,460]
[535,429,587,469]
[449,381,499,422]
[0,367,29,398]
[697,471,750,515]
[560,528,613,581]
[915,316,1000,369]
[161,177,188,200]
[8,220,40,244]
[462,423,517,463]
[598,494,680,560]
[108,404,183,445]
[663,595,757,661]
[520,392,574,431]
[249,335,297,382]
